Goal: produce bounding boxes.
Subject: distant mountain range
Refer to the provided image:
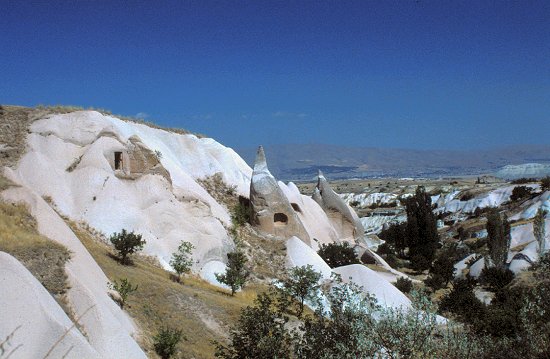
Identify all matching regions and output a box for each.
[235,144,550,181]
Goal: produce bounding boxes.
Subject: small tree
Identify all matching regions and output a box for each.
[317,242,359,268]
[108,278,138,309]
[404,186,439,271]
[395,277,413,293]
[153,327,183,359]
[379,222,407,257]
[486,211,511,269]
[109,229,146,265]
[534,208,547,255]
[426,244,460,290]
[170,241,194,282]
[216,251,249,296]
[540,176,550,192]
[215,292,292,358]
[279,265,322,317]
[479,267,514,291]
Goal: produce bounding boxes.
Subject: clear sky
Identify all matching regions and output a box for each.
[1,0,549,150]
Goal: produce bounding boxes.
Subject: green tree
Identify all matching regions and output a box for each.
[379,222,407,257]
[317,242,359,268]
[108,278,138,309]
[215,292,292,359]
[486,211,511,268]
[533,208,547,255]
[395,277,413,293]
[216,251,249,296]
[439,277,486,326]
[540,176,550,192]
[279,265,321,317]
[426,244,461,290]
[169,241,194,282]
[404,186,439,271]
[153,327,183,359]
[109,229,146,265]
[479,267,514,291]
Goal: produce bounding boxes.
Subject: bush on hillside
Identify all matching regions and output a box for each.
[154,327,184,359]
[395,277,413,293]
[439,277,486,325]
[479,267,514,291]
[215,251,249,296]
[108,278,138,309]
[317,242,359,268]
[278,265,321,317]
[169,241,194,283]
[231,201,250,227]
[214,292,292,359]
[109,229,146,265]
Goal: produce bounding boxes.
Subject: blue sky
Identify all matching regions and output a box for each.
[1,0,549,150]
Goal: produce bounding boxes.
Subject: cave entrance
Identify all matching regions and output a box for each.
[274,213,288,225]
[291,203,302,213]
[114,151,123,170]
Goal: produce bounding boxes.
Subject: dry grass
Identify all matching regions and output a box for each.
[196,173,238,209]
[34,104,206,138]
[0,200,70,296]
[0,175,17,192]
[66,220,266,359]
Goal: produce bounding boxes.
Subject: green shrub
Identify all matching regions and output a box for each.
[439,277,486,325]
[214,292,292,358]
[479,267,514,291]
[109,229,146,265]
[426,244,464,290]
[395,277,413,293]
[215,251,249,296]
[153,327,183,359]
[511,178,537,184]
[169,241,194,282]
[108,278,138,309]
[230,202,250,227]
[510,186,534,202]
[317,242,359,268]
[278,265,321,317]
[540,176,550,192]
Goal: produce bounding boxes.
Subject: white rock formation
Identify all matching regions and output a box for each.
[5,110,253,271]
[314,171,366,243]
[1,186,146,358]
[286,237,411,310]
[249,146,310,243]
[0,252,100,359]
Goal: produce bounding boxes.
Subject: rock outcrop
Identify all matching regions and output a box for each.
[249,146,310,244]
[112,135,172,183]
[314,170,365,243]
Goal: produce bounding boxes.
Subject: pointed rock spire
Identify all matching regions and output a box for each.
[253,145,270,174]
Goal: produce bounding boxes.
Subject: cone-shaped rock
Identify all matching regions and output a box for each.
[314,170,365,242]
[249,146,310,243]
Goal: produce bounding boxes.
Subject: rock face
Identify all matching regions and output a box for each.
[249,146,310,243]
[112,135,172,183]
[1,186,146,358]
[314,171,365,243]
[0,252,101,359]
[5,110,252,272]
